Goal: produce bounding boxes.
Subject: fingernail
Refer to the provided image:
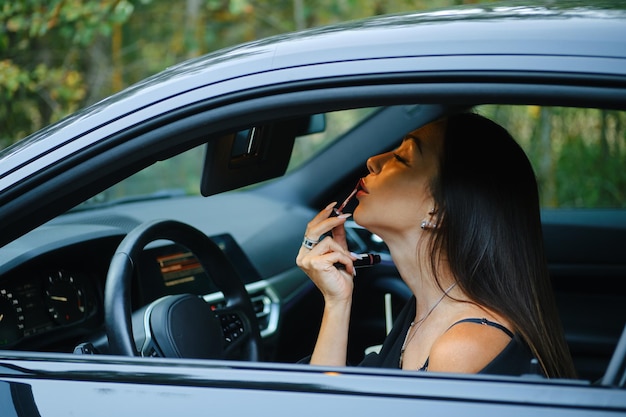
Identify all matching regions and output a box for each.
[350,252,363,259]
[337,213,351,219]
[325,202,337,210]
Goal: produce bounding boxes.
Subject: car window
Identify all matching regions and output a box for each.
[80,105,623,211]
[285,108,378,172]
[476,105,626,209]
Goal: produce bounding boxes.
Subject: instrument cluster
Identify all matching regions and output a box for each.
[0,268,99,348]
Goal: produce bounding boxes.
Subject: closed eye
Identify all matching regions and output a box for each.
[393,153,409,165]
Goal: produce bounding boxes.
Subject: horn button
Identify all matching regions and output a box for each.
[149,294,225,359]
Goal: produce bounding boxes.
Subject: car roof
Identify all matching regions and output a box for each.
[2,0,625,164]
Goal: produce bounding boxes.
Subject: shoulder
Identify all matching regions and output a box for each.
[427,318,514,373]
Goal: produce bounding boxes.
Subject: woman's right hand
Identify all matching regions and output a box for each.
[295,202,358,303]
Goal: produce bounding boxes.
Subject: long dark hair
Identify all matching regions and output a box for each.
[430,111,576,379]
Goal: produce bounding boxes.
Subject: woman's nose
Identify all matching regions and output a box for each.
[366,152,387,174]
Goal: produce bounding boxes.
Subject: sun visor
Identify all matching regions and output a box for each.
[201,116,321,196]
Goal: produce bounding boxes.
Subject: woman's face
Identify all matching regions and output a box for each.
[354,119,445,238]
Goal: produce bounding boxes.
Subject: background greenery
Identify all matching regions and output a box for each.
[1,0,624,208]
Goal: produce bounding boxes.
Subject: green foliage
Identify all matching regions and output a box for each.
[554,110,626,208]
[479,105,626,208]
[0,0,133,147]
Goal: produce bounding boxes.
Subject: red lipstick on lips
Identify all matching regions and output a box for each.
[356,178,368,197]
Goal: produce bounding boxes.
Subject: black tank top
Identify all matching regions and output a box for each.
[417,317,515,371]
[359,297,539,376]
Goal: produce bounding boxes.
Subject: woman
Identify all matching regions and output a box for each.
[296,112,577,378]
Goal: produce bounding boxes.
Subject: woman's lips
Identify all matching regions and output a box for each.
[356,178,369,196]
[334,179,360,214]
[334,178,368,215]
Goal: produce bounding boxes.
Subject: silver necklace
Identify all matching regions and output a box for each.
[399,282,457,368]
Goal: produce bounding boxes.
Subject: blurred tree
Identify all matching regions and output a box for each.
[0,0,133,148]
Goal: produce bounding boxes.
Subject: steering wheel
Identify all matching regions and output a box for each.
[104,219,262,361]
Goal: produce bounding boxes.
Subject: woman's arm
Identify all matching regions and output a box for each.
[296,202,357,366]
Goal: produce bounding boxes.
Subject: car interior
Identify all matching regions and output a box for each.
[0,102,624,385]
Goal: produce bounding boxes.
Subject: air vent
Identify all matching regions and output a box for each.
[251,293,272,331]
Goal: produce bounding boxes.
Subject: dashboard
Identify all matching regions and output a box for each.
[0,190,322,360]
[0,227,271,352]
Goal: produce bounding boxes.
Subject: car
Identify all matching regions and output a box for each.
[1,0,626,415]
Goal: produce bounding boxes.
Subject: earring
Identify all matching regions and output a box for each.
[420,220,437,230]
[421,208,438,230]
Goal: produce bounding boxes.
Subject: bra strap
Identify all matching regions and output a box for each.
[449,318,514,338]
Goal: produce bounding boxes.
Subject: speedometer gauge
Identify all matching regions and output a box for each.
[44,270,86,324]
[0,289,24,346]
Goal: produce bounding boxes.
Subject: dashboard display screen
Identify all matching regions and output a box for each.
[138,246,213,302]
[157,251,204,288]
[136,233,261,305]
